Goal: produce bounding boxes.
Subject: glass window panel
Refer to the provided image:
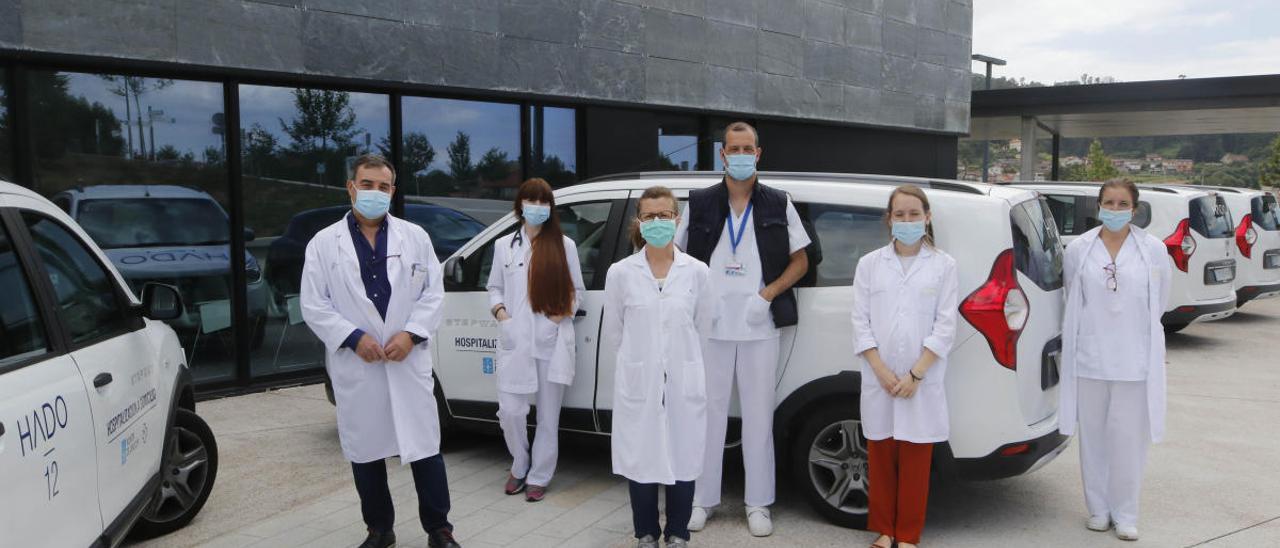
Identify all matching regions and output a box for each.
[25,71,233,384]
[557,201,612,289]
[239,84,390,379]
[22,212,131,344]
[401,97,520,226]
[658,115,698,171]
[794,203,887,287]
[529,105,577,188]
[0,225,49,367]
[0,68,10,181]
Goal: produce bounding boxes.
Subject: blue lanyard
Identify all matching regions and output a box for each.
[726,202,753,257]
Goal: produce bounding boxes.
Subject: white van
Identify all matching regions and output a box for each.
[433,172,1069,529]
[1014,182,1238,332]
[1193,186,1280,306]
[0,181,217,547]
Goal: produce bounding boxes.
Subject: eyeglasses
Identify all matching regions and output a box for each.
[638,211,678,222]
[1103,262,1118,292]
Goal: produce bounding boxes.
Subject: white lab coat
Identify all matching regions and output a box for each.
[1060,226,1171,443]
[301,214,445,464]
[851,244,959,443]
[486,229,585,394]
[603,249,714,484]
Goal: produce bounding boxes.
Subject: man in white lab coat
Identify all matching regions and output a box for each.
[301,154,461,548]
[674,122,812,537]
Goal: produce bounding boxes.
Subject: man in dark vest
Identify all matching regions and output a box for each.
[674,121,810,537]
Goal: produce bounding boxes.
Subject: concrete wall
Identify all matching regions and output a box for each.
[0,0,973,134]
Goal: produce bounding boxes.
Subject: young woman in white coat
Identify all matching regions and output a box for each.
[486,178,586,502]
[851,185,958,548]
[1060,179,1171,542]
[603,186,713,548]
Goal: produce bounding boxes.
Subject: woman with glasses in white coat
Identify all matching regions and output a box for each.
[603,186,714,548]
[486,177,586,503]
[1060,179,1171,542]
[851,185,958,548]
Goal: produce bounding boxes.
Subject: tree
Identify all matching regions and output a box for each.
[203,145,226,166]
[278,89,359,155]
[1085,139,1120,181]
[155,144,182,161]
[476,147,512,183]
[1260,135,1280,190]
[447,131,473,184]
[242,123,279,175]
[377,132,436,178]
[99,75,173,159]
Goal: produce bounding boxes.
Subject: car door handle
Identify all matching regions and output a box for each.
[575,309,587,318]
[93,373,113,389]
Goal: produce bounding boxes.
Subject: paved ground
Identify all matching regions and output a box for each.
[129,297,1280,547]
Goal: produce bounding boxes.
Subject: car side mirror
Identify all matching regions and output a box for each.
[444,256,465,285]
[140,282,183,321]
[244,228,256,242]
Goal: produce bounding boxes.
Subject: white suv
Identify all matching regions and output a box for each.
[434,172,1069,528]
[0,181,217,547]
[1015,182,1238,332]
[1198,186,1280,306]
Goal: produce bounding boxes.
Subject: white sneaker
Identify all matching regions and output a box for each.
[687,506,712,532]
[1116,524,1139,541]
[637,534,659,548]
[1086,515,1112,531]
[745,506,773,537]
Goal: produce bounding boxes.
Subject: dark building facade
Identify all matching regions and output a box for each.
[0,0,972,394]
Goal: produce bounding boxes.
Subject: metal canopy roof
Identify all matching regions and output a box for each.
[969,73,1280,139]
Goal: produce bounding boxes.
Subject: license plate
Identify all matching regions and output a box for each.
[1267,253,1280,269]
[1212,266,1235,283]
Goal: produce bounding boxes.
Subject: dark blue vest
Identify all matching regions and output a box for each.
[685,179,801,328]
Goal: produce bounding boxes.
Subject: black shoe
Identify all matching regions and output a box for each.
[358,529,396,548]
[428,527,462,548]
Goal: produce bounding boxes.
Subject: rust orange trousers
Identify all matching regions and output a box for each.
[867,438,933,544]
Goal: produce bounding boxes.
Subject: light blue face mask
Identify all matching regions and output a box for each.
[1098,208,1133,232]
[354,189,391,219]
[725,154,757,181]
[640,219,677,248]
[523,203,551,226]
[892,220,927,245]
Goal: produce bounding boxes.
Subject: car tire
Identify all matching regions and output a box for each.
[1164,322,1189,334]
[789,399,870,530]
[129,408,219,539]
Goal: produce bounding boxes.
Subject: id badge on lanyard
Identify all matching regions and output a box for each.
[725,202,752,278]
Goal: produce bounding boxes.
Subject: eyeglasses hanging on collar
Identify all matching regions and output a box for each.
[1103,262,1118,292]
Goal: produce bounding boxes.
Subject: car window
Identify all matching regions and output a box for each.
[1043,194,1078,235]
[1189,195,1233,239]
[1011,197,1064,291]
[1081,197,1152,230]
[557,201,612,289]
[794,202,886,287]
[76,198,230,249]
[0,225,49,368]
[1252,195,1279,231]
[23,212,132,344]
[406,207,485,243]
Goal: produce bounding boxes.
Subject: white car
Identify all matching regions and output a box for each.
[1194,186,1280,306]
[433,171,1069,528]
[0,181,217,547]
[1015,182,1238,332]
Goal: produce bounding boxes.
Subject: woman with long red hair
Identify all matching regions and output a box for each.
[486,178,584,502]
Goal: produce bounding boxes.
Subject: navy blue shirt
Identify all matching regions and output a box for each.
[341,214,425,350]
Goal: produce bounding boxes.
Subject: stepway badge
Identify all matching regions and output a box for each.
[482,357,495,375]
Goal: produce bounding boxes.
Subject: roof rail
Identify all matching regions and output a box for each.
[580,171,985,195]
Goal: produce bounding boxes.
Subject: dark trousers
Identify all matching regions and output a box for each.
[351,454,452,534]
[629,480,695,541]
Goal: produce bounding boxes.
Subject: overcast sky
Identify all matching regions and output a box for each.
[972,0,1280,84]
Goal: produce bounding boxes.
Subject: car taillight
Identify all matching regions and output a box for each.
[1164,219,1196,272]
[1235,214,1256,259]
[959,249,1028,370]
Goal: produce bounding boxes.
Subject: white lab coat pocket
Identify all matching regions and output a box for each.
[498,318,518,351]
[617,360,647,403]
[682,360,706,401]
[745,293,772,325]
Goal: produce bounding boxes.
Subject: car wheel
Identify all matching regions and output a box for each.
[130,409,219,539]
[790,401,869,530]
[1164,322,1189,334]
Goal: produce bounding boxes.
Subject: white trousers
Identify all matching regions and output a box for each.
[1077,378,1150,527]
[497,358,565,486]
[694,337,779,508]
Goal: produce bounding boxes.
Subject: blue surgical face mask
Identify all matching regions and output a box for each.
[1098,208,1133,232]
[725,153,757,181]
[892,220,927,245]
[640,219,677,248]
[354,189,391,219]
[522,203,551,226]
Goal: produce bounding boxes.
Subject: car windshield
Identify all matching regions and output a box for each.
[77,198,231,249]
[1189,195,1233,239]
[406,208,485,242]
[1253,195,1279,231]
[1011,197,1064,291]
